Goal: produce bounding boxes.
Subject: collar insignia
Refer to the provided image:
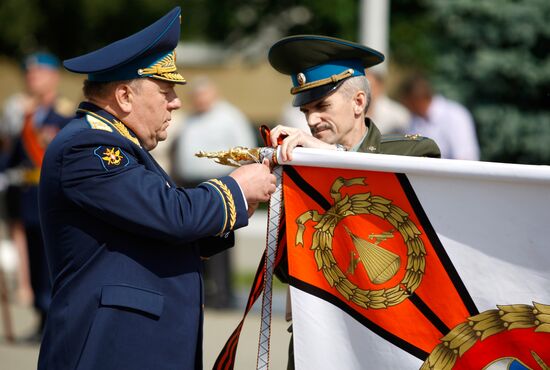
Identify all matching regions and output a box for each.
[111,120,141,147]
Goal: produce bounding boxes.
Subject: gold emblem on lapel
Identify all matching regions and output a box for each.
[112,120,141,147]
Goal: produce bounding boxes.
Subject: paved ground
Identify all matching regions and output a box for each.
[0,301,289,370]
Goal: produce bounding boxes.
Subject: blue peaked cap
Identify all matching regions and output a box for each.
[268,35,384,106]
[63,7,185,84]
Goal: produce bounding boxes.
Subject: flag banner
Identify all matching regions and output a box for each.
[281,148,550,370]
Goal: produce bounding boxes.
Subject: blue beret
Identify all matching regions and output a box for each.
[24,52,60,70]
[268,35,384,106]
[63,7,185,84]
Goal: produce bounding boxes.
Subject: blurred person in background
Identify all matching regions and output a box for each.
[279,101,310,133]
[172,76,258,309]
[398,73,480,160]
[0,52,73,166]
[365,69,410,135]
[0,52,72,341]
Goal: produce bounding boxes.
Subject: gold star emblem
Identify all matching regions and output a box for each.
[102,147,123,166]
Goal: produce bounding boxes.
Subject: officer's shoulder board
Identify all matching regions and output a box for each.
[381,133,425,143]
[86,114,113,132]
[84,113,140,147]
[380,134,441,158]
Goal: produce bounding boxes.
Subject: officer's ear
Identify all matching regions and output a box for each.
[114,83,134,113]
[352,90,367,116]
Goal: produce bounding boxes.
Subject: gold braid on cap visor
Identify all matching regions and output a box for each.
[137,51,186,83]
[290,68,354,94]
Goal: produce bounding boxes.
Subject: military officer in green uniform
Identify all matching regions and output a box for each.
[268,35,440,159]
[267,35,440,369]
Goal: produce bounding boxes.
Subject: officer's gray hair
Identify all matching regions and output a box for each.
[337,76,371,113]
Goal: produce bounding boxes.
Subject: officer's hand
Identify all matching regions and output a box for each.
[270,124,334,162]
[230,159,276,209]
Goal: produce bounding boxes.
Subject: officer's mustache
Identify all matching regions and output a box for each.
[310,124,331,135]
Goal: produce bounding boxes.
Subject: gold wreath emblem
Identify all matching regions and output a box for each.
[421,302,550,370]
[295,177,426,309]
[102,147,123,166]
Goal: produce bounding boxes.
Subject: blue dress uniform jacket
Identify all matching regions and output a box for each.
[6,105,70,322]
[38,102,248,370]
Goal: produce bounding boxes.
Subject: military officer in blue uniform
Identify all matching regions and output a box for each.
[3,52,71,341]
[266,35,440,369]
[37,7,276,370]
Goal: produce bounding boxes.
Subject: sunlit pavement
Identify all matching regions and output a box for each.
[0,295,289,370]
[0,211,291,369]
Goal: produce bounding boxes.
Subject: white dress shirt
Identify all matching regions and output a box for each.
[407,95,480,160]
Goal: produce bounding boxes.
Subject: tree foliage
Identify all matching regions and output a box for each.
[426,0,550,164]
[1,0,549,163]
[0,0,359,59]
[0,0,181,59]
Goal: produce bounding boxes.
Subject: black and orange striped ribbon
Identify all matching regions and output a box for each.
[21,113,46,168]
[213,220,286,370]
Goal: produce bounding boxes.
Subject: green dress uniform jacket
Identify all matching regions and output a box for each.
[357,118,440,157]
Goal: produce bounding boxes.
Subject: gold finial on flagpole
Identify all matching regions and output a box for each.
[195,146,278,167]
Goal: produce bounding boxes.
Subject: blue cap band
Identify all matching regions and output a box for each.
[290,59,365,88]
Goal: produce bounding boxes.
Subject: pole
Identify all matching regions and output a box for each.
[359,0,390,73]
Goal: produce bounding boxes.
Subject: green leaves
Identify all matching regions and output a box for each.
[424,0,550,164]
